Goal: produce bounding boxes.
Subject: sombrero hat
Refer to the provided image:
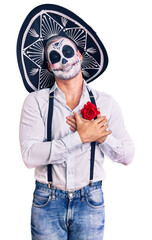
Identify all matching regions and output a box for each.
[17,4,108,92]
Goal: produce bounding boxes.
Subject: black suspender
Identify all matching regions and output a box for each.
[47,88,97,189]
[47,91,54,189]
[87,88,97,187]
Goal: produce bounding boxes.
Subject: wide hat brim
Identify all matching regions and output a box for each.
[17,4,108,92]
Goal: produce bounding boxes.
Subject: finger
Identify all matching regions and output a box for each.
[66,115,75,119]
[101,123,109,130]
[66,119,77,129]
[70,126,76,132]
[66,116,76,124]
[106,130,112,136]
[94,116,106,124]
[100,130,112,137]
[96,118,108,127]
[73,111,82,122]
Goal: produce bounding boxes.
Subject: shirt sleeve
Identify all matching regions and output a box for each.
[19,93,82,169]
[98,96,135,165]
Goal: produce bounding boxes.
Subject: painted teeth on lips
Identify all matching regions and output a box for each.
[53,60,79,72]
[62,66,73,72]
[61,60,79,71]
[53,65,71,72]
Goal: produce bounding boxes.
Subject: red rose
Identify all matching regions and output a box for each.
[81,101,100,120]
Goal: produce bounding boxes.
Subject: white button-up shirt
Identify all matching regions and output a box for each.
[19,79,135,190]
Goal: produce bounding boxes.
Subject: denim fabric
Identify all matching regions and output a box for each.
[31,181,105,240]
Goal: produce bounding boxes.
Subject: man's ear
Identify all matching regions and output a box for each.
[47,62,52,72]
[78,50,82,61]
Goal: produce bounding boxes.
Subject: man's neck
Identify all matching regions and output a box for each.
[55,71,84,99]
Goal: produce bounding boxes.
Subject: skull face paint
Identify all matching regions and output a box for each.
[46,38,81,80]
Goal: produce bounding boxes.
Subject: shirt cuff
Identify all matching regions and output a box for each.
[61,131,82,150]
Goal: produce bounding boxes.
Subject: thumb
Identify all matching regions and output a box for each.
[73,111,81,122]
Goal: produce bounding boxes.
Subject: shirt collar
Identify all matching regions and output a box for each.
[49,79,91,95]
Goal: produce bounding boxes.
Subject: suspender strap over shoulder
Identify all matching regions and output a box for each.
[47,91,54,189]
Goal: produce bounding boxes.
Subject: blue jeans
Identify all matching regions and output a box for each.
[31,181,105,240]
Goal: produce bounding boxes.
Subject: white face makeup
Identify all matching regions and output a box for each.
[47,38,81,80]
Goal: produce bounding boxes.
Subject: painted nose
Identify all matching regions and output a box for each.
[62,58,68,64]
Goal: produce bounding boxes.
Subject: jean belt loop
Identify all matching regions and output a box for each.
[51,188,56,200]
[80,187,85,201]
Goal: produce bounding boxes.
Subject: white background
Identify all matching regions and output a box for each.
[0,0,152,239]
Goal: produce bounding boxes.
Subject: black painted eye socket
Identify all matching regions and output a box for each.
[49,50,61,64]
[62,45,74,58]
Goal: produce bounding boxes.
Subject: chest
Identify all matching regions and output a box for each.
[42,92,110,141]
[66,97,81,111]
[65,94,81,111]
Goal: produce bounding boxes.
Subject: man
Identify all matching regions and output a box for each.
[17,4,134,240]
